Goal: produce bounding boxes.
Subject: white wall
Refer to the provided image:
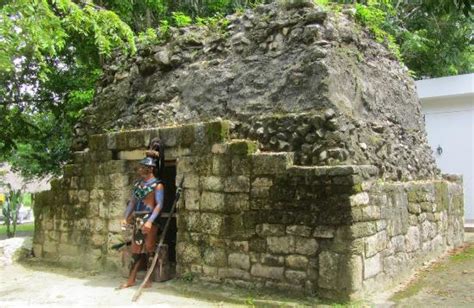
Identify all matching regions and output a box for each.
[417,74,474,221]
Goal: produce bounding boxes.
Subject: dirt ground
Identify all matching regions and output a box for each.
[0,234,473,307]
[0,261,239,307]
[387,232,474,307]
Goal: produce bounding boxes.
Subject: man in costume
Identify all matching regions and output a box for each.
[119,139,165,289]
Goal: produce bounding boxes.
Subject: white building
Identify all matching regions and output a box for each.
[416,73,474,226]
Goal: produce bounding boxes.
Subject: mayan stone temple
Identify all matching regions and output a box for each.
[33,2,464,301]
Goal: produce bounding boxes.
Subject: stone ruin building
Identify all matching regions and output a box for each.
[33,2,464,301]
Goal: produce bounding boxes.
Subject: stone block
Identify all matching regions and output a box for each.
[201,176,225,191]
[228,253,251,270]
[252,177,273,187]
[350,222,377,238]
[91,234,107,247]
[184,189,200,211]
[184,212,202,232]
[251,264,284,280]
[203,247,227,267]
[318,251,341,289]
[212,155,231,176]
[68,190,79,204]
[287,225,312,237]
[364,231,387,258]
[94,175,108,190]
[383,253,409,278]
[205,121,230,144]
[160,127,179,147]
[104,160,128,174]
[421,220,436,242]
[252,153,293,175]
[294,237,318,256]
[89,189,104,202]
[260,254,285,266]
[285,270,307,283]
[232,156,252,175]
[251,177,273,199]
[224,194,250,213]
[421,202,435,213]
[228,140,257,156]
[350,192,369,206]
[341,254,363,291]
[201,213,225,235]
[200,191,225,212]
[88,134,108,151]
[183,174,200,189]
[285,255,309,270]
[360,206,381,221]
[109,173,130,189]
[176,242,201,264]
[390,235,406,253]
[108,200,124,219]
[190,264,203,274]
[257,224,286,237]
[313,226,335,238]
[117,150,145,160]
[43,241,58,256]
[202,265,218,276]
[408,202,421,214]
[225,176,250,193]
[69,177,80,189]
[218,268,251,280]
[229,241,249,253]
[177,157,196,174]
[90,150,113,162]
[211,143,228,154]
[364,253,381,279]
[387,210,409,237]
[376,220,387,232]
[92,218,106,233]
[63,164,81,177]
[250,186,271,199]
[249,238,267,252]
[33,244,43,257]
[267,236,294,254]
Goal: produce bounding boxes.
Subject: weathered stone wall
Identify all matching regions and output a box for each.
[33,121,231,270]
[33,121,463,300]
[231,111,435,180]
[357,177,464,296]
[72,3,439,181]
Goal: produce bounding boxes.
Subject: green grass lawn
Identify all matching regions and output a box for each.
[0,222,34,235]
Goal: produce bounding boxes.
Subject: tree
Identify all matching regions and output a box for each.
[0,0,136,175]
[335,0,473,78]
[0,0,471,176]
[2,187,22,238]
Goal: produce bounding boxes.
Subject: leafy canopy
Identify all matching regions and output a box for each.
[0,0,472,177]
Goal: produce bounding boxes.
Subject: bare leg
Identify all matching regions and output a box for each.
[118,254,142,289]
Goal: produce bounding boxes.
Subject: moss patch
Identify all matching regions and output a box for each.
[228,140,258,156]
[207,121,230,144]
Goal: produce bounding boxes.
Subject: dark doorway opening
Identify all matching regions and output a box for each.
[155,160,177,278]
